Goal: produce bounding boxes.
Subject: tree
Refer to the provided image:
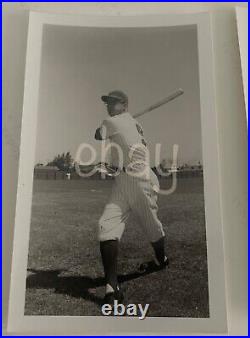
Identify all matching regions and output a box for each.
[47,151,74,173]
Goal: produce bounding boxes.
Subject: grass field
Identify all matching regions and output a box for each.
[25,177,209,317]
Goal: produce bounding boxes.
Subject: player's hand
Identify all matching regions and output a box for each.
[95,128,102,140]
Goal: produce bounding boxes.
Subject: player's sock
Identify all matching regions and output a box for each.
[151,236,166,265]
[100,239,119,291]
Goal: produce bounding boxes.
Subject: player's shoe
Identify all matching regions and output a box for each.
[103,284,124,306]
[138,256,169,274]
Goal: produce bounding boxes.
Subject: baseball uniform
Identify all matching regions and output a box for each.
[98,112,165,243]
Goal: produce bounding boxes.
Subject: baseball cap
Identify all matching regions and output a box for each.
[101,90,128,105]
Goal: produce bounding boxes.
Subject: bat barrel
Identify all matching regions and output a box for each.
[134,88,184,118]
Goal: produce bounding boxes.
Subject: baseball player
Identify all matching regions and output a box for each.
[95,90,168,304]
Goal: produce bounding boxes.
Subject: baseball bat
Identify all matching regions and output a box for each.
[133,88,184,118]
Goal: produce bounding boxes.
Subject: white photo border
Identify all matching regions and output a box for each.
[7,11,227,335]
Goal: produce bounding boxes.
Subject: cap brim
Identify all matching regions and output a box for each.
[101,95,111,103]
[101,95,122,103]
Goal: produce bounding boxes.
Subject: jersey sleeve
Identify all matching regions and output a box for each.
[99,119,117,140]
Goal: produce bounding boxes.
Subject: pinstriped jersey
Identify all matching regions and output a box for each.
[99,112,149,170]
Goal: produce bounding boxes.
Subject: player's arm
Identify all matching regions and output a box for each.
[95,120,116,141]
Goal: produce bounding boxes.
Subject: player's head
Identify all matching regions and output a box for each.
[101,90,128,117]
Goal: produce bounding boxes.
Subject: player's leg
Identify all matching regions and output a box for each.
[98,192,130,302]
[134,200,168,271]
[100,239,119,292]
[151,236,167,266]
[129,177,168,271]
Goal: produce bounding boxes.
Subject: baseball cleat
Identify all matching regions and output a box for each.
[103,286,124,306]
[138,256,169,274]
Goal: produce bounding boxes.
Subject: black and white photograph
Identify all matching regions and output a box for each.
[25,22,208,318]
[6,9,235,335]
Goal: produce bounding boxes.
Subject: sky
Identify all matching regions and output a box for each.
[35,24,202,166]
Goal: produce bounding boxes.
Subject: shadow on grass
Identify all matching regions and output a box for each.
[26,267,156,306]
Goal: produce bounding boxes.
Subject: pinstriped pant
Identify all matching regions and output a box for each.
[98,170,165,243]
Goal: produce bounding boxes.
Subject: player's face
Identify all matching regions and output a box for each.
[106,100,126,117]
